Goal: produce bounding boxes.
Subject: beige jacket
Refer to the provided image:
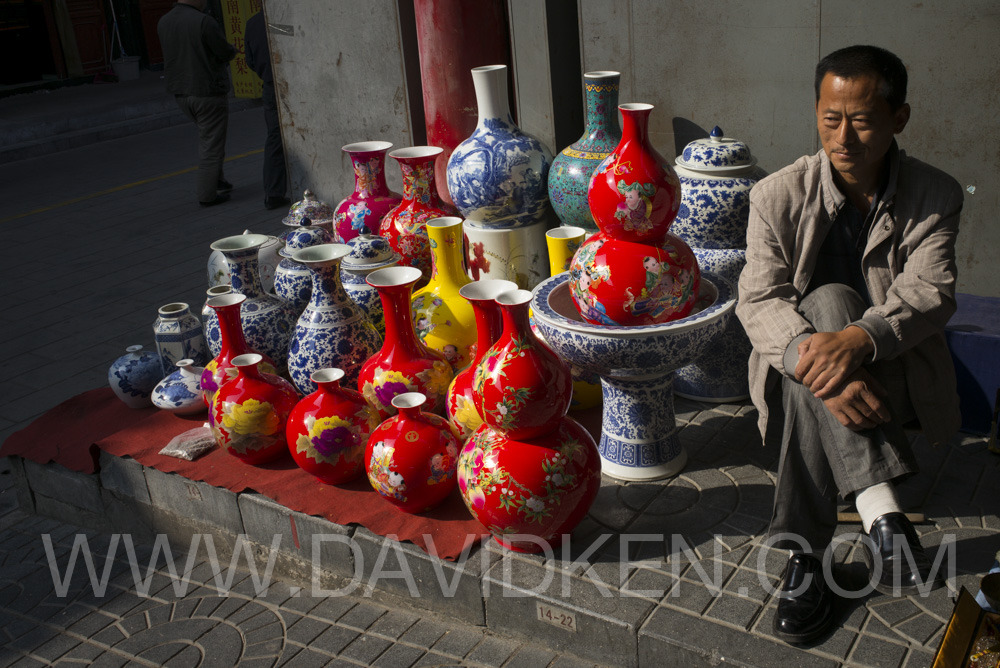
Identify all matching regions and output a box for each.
[736,145,963,448]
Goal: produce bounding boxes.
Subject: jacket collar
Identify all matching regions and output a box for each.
[819,140,900,219]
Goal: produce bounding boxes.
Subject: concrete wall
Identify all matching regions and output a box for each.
[569,0,999,297]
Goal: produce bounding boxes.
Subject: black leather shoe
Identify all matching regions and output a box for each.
[863,512,944,596]
[773,553,834,644]
[199,193,230,207]
[217,179,234,193]
[264,196,291,210]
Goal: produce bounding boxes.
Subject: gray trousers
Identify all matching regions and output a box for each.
[769,284,917,552]
[176,94,229,203]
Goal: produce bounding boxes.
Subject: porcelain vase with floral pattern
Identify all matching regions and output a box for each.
[473,289,572,440]
[365,392,460,513]
[210,353,299,465]
[153,302,208,373]
[548,71,621,234]
[201,293,278,408]
[286,368,379,484]
[334,142,403,242]
[457,417,601,553]
[288,244,382,395]
[411,217,475,372]
[358,267,454,421]
[274,226,336,313]
[151,359,205,415]
[108,345,163,409]
[445,279,517,441]
[379,146,459,281]
[203,285,232,358]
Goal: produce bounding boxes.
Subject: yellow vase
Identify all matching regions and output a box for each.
[411,217,477,372]
[546,226,587,277]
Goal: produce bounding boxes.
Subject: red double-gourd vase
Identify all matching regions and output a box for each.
[358,266,454,421]
[472,289,572,440]
[286,368,379,484]
[365,392,461,513]
[457,417,602,553]
[210,353,299,465]
[201,293,278,408]
[445,279,517,442]
[379,146,460,281]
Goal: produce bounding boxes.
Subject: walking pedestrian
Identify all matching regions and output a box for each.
[244,11,290,211]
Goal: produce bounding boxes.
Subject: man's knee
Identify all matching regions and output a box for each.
[799,284,867,331]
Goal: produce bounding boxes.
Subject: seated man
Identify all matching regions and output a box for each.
[736,45,961,644]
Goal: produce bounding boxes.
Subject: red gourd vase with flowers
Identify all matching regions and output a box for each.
[358,266,454,421]
[201,293,279,408]
[365,392,460,513]
[472,289,572,440]
[210,353,299,465]
[571,103,699,326]
[286,368,379,484]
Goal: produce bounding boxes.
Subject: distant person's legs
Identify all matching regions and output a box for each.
[177,95,230,205]
[262,81,288,210]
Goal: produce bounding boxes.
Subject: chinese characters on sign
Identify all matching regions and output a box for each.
[220,0,263,99]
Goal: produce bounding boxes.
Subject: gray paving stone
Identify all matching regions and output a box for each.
[371,643,426,668]
[31,633,80,662]
[90,624,127,646]
[367,609,421,640]
[465,635,520,666]
[286,615,329,645]
[280,648,334,667]
[311,625,360,655]
[894,612,944,647]
[190,623,245,665]
[902,647,937,668]
[245,620,284,645]
[63,641,106,662]
[334,600,386,629]
[303,595,355,624]
[338,634,392,664]
[848,634,908,668]
[502,644,558,668]
[547,656,598,668]
[704,593,763,630]
[661,579,720,615]
[868,597,922,626]
[398,618,450,649]
[65,610,117,637]
[244,636,284,659]
[430,627,485,659]
[412,652,460,667]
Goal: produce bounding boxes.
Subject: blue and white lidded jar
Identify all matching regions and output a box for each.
[340,234,400,337]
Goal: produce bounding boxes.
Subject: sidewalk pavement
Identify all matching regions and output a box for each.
[0,92,998,667]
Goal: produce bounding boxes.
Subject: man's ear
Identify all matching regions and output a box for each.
[893,103,911,134]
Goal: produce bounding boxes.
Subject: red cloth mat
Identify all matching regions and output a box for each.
[2,388,489,560]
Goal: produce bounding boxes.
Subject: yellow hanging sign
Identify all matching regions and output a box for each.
[220,0,263,99]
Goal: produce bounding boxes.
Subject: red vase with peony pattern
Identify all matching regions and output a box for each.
[472,289,572,440]
[457,417,601,553]
[210,353,299,465]
[445,279,517,441]
[286,368,379,484]
[358,266,454,420]
[365,392,460,513]
[201,293,278,408]
[333,141,403,242]
[379,146,460,281]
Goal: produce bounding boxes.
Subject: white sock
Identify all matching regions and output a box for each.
[856,482,903,533]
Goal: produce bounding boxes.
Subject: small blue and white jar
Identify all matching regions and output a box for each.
[202,285,232,358]
[154,302,208,373]
[288,244,382,394]
[340,234,400,337]
[274,225,336,312]
[672,126,766,250]
[108,345,163,409]
[151,359,205,415]
[447,65,553,228]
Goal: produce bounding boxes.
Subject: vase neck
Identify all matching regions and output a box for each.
[619,106,652,148]
[224,248,265,299]
[378,283,426,358]
[399,157,440,205]
[236,360,264,382]
[582,73,621,144]
[499,300,532,341]
[472,66,514,126]
[306,259,351,309]
[214,302,250,356]
[351,151,391,199]
[316,379,342,394]
[426,222,470,289]
[470,300,503,367]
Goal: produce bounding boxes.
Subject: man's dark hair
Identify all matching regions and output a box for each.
[815,45,908,111]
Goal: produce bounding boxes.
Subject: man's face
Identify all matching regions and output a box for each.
[816,73,909,185]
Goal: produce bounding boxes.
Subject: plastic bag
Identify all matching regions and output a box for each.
[159,425,216,461]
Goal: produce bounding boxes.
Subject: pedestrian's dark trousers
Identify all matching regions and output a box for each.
[262,81,287,200]
[176,94,228,203]
[769,283,918,552]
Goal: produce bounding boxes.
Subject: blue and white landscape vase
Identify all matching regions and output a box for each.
[340,234,400,338]
[446,64,553,228]
[209,234,298,374]
[274,225,336,313]
[288,244,383,395]
[547,71,621,234]
[202,285,232,358]
[151,359,205,415]
[153,302,208,373]
[108,345,163,409]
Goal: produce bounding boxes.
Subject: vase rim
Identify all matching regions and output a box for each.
[459,279,518,302]
[342,140,393,153]
[207,285,232,296]
[546,226,587,241]
[207,292,247,309]
[157,302,190,317]
[210,233,270,253]
[620,102,653,112]
[125,344,144,353]
[496,289,533,307]
[389,145,443,161]
[426,216,463,230]
[366,265,422,288]
[472,64,505,74]
[391,392,426,410]
[311,368,344,384]
[293,243,352,265]
[175,358,194,369]
[584,70,620,79]
[232,353,262,368]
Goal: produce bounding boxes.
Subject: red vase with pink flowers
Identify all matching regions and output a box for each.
[333,141,403,242]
